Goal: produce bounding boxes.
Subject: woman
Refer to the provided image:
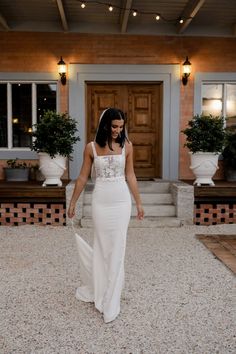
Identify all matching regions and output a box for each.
[68,108,144,323]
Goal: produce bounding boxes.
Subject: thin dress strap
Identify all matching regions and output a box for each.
[91,141,97,158]
[122,143,125,156]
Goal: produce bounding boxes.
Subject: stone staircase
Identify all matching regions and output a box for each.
[70,180,194,228]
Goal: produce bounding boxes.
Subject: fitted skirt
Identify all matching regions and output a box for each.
[75,178,131,323]
[91,178,131,322]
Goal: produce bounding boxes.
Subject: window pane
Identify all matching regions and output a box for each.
[226,84,236,128]
[37,84,57,120]
[0,84,7,147]
[12,84,32,147]
[202,84,223,116]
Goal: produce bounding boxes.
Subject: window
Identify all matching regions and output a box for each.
[202,83,236,128]
[0,81,57,150]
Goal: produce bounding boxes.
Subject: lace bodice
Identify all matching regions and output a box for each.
[91,142,125,180]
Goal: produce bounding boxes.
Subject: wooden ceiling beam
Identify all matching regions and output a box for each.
[177,0,205,34]
[0,12,10,30]
[56,0,69,32]
[120,0,133,33]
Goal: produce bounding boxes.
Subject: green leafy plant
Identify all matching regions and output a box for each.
[222,127,236,169]
[6,158,28,169]
[31,110,80,158]
[182,114,225,153]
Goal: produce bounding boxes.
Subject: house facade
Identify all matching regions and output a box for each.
[0,32,236,181]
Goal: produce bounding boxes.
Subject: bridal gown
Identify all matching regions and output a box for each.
[75,141,131,323]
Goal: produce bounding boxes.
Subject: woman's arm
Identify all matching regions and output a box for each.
[67,143,93,218]
[125,142,144,220]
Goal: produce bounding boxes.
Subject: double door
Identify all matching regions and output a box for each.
[86,83,162,178]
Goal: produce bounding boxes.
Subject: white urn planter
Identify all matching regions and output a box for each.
[190,152,220,186]
[39,153,66,187]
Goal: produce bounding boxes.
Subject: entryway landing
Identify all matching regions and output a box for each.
[66,180,194,228]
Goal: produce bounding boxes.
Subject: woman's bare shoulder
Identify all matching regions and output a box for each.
[125,140,133,149]
[125,140,133,151]
[84,142,93,156]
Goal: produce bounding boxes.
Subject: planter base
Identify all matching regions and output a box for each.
[193,177,215,187]
[42,178,63,187]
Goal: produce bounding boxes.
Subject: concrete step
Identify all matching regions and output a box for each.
[67,180,193,227]
[81,216,182,228]
[137,181,170,193]
[84,180,171,194]
[83,192,173,205]
[83,204,176,217]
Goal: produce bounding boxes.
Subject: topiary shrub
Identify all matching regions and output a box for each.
[182,114,225,153]
[31,110,80,158]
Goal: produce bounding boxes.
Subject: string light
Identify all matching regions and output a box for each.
[77,1,190,24]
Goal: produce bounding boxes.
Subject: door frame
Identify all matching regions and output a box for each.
[69,64,180,180]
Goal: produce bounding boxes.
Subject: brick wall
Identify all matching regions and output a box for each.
[1,200,235,226]
[194,203,236,226]
[1,32,236,179]
[0,202,66,226]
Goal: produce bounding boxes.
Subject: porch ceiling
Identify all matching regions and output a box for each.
[0,0,235,37]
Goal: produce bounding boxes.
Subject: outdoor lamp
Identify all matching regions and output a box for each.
[182,56,191,85]
[57,56,66,85]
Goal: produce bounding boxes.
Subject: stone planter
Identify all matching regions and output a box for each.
[190,152,220,186]
[4,168,30,182]
[39,152,66,186]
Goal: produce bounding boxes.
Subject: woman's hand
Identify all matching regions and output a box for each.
[136,204,144,220]
[67,203,75,218]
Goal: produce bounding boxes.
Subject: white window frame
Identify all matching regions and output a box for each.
[194,72,236,116]
[0,72,59,159]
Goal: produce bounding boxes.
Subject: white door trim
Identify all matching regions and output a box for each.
[69,64,180,180]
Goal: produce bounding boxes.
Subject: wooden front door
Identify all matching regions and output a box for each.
[86,83,162,178]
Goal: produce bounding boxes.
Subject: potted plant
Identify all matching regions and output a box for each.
[4,158,30,181]
[222,127,236,182]
[31,110,80,186]
[182,114,225,186]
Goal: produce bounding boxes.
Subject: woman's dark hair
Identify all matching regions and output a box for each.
[95,108,127,149]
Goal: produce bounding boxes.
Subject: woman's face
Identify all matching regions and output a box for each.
[111,119,124,140]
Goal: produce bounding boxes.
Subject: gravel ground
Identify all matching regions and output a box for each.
[0,224,235,354]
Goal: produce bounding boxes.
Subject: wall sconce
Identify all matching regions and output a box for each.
[182,56,191,85]
[57,56,66,85]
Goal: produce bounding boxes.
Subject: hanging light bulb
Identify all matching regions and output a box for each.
[81,2,86,9]
[108,5,113,12]
[155,14,160,21]
[132,9,137,17]
[179,18,184,24]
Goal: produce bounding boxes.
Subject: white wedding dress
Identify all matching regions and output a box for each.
[75,142,131,323]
